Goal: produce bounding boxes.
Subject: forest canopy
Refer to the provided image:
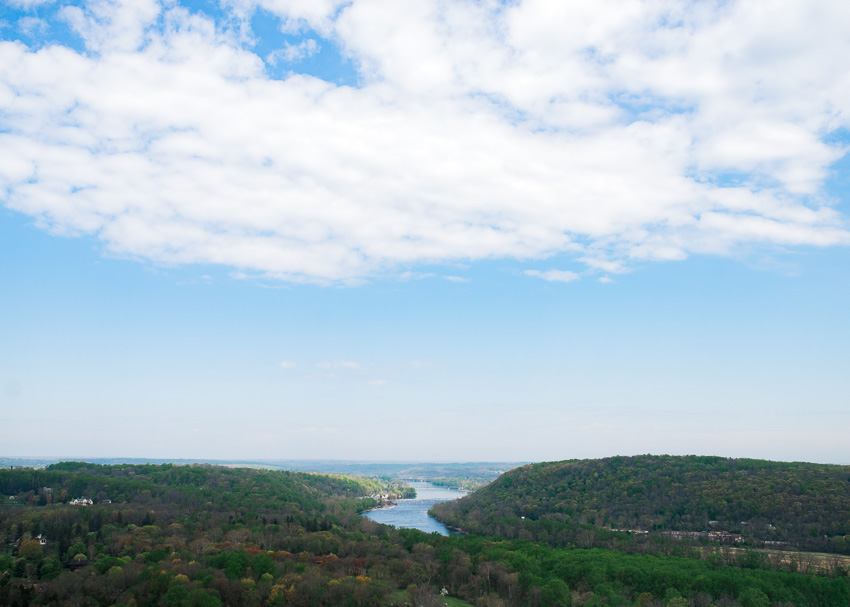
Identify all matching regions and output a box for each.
[431,455,850,554]
[2,458,849,607]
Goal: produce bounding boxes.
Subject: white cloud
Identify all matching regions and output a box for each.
[525,269,580,284]
[278,360,297,368]
[443,275,468,283]
[266,38,318,65]
[228,0,345,34]
[1,0,849,284]
[7,0,57,7]
[59,0,162,53]
[16,17,49,37]
[368,379,388,387]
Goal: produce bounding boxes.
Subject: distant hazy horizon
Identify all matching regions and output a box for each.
[2,454,848,468]
[2,1,848,464]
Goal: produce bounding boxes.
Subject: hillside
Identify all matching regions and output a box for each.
[431,455,850,554]
[1,461,385,510]
[0,458,522,491]
[3,460,850,606]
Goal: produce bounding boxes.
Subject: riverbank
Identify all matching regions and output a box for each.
[360,500,398,514]
[360,481,467,536]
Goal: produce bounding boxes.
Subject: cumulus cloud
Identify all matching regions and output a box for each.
[0,0,849,284]
[279,360,297,368]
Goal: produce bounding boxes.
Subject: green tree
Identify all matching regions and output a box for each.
[39,556,62,580]
[18,539,43,560]
[636,592,654,607]
[161,585,190,607]
[739,587,770,607]
[65,541,87,563]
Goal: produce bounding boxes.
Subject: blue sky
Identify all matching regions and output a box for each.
[1,0,849,463]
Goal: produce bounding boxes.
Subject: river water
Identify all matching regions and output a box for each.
[361,481,467,536]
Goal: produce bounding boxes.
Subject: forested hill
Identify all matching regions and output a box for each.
[0,462,384,520]
[432,455,850,553]
[3,461,850,606]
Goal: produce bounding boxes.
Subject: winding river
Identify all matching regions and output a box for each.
[361,481,467,536]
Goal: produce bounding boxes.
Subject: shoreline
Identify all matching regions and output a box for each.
[360,500,398,514]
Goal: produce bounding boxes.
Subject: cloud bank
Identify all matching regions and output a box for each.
[1,0,849,283]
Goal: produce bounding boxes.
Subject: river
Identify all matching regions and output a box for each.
[361,481,467,536]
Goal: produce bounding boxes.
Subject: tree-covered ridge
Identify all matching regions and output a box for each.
[2,461,850,607]
[1,462,384,514]
[0,458,520,491]
[432,455,850,554]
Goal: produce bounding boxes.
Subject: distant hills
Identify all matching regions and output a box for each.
[432,455,850,554]
[0,457,521,490]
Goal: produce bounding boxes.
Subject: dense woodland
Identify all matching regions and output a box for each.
[431,455,850,555]
[2,460,849,607]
